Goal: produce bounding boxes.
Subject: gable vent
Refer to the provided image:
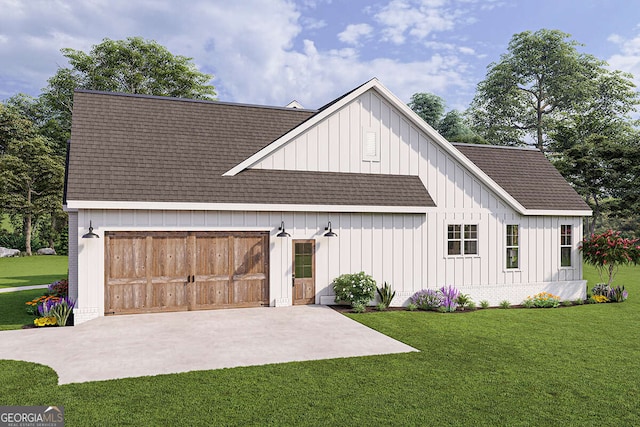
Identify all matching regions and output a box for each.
[362,128,380,162]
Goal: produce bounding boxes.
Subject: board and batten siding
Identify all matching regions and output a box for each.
[69,88,586,323]
[71,209,427,324]
[247,87,585,304]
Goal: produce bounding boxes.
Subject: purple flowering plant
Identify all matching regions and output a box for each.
[439,285,460,312]
[410,289,442,310]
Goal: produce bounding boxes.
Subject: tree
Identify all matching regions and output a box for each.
[580,230,640,286]
[408,92,445,129]
[41,36,217,149]
[552,135,638,234]
[0,105,64,255]
[468,29,611,150]
[408,92,483,143]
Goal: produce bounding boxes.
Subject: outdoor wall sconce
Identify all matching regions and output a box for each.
[276,221,291,238]
[82,221,100,239]
[324,221,337,237]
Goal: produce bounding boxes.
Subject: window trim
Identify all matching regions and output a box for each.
[560,224,573,268]
[505,223,519,270]
[446,223,479,257]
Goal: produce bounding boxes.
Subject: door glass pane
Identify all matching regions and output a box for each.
[295,242,313,278]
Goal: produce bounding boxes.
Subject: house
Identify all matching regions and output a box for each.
[64,78,591,324]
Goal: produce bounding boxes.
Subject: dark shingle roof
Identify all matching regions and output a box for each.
[453,143,590,211]
[66,90,433,208]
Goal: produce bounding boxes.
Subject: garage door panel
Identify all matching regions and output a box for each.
[192,280,230,308]
[232,279,268,305]
[105,231,269,315]
[153,237,189,278]
[152,282,188,310]
[107,236,147,279]
[108,282,147,312]
[196,237,229,276]
[233,237,266,275]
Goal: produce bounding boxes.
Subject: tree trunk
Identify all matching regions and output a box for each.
[25,212,32,256]
[25,187,32,256]
[49,213,56,249]
[536,91,544,151]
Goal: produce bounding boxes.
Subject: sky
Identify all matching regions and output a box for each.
[2,0,640,112]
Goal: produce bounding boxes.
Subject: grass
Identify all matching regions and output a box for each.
[0,255,68,288]
[0,289,44,330]
[0,264,638,425]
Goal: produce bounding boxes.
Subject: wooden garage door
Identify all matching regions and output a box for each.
[105,231,269,315]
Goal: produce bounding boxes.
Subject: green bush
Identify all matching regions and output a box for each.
[455,293,472,310]
[480,300,490,309]
[499,300,511,309]
[332,272,376,307]
[351,302,366,313]
[407,303,418,311]
[376,281,396,308]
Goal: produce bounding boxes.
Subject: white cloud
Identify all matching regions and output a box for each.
[0,0,472,108]
[338,23,373,46]
[374,0,456,45]
[607,33,640,86]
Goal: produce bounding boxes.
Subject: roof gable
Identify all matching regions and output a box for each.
[223,79,588,215]
[453,143,591,212]
[66,90,433,211]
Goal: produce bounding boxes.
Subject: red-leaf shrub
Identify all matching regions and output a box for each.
[580,230,640,286]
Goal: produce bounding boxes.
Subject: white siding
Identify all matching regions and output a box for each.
[73,209,426,323]
[72,88,587,322]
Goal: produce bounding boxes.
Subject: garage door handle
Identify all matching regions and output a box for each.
[186,275,195,283]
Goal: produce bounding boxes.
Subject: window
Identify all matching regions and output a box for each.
[362,128,380,162]
[560,225,572,267]
[506,224,519,269]
[447,224,478,256]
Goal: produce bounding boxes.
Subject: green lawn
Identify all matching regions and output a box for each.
[0,264,638,425]
[0,289,44,330]
[0,255,68,288]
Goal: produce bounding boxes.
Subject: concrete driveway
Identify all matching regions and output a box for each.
[0,305,417,384]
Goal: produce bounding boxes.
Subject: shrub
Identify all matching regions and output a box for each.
[574,298,585,305]
[480,300,490,309]
[351,302,366,313]
[591,283,610,297]
[376,281,396,309]
[34,317,57,327]
[499,300,511,309]
[580,230,640,286]
[467,301,477,310]
[562,300,573,307]
[440,285,460,312]
[333,272,376,307]
[455,293,472,310]
[407,303,418,311]
[36,296,75,327]
[592,295,609,303]
[26,295,61,316]
[48,279,68,297]
[522,298,535,308]
[410,289,442,311]
[375,302,387,311]
[586,296,596,304]
[607,285,628,302]
[529,292,561,308]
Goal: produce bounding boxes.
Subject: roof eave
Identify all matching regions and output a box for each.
[64,200,430,213]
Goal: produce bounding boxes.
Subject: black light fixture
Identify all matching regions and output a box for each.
[276,221,290,238]
[82,221,100,239]
[324,221,337,237]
